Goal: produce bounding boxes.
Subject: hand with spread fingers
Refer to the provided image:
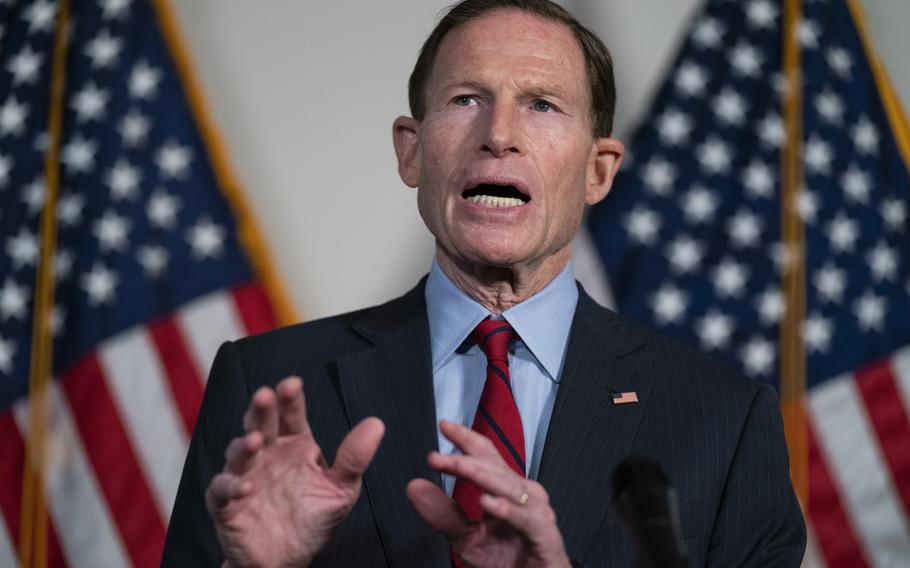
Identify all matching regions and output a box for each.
[407,421,572,568]
[204,376,385,568]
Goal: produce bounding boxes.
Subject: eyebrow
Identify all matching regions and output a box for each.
[440,78,573,102]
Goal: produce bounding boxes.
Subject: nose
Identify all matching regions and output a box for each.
[480,102,522,157]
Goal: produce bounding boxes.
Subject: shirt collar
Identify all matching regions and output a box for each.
[425,258,578,380]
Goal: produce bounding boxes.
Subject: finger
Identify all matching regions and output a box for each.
[327,417,385,485]
[428,451,527,501]
[276,376,309,435]
[439,420,506,465]
[406,478,472,538]
[206,472,253,513]
[224,431,263,475]
[244,387,279,444]
[479,492,564,553]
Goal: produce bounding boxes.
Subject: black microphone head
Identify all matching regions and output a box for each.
[613,455,670,500]
[612,455,690,568]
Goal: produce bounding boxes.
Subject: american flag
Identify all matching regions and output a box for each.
[586,0,910,566]
[0,0,290,566]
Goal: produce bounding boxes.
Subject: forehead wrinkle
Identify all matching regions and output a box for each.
[438,56,583,103]
[426,9,591,116]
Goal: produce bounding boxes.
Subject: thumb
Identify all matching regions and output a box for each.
[406,478,472,539]
[327,417,385,485]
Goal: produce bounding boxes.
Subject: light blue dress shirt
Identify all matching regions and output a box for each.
[424,259,579,495]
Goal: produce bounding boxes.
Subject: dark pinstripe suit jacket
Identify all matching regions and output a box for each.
[162,281,806,567]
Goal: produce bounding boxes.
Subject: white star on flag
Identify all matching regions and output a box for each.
[852,116,879,154]
[93,210,131,252]
[5,228,39,269]
[0,153,13,187]
[0,278,29,321]
[85,30,123,69]
[697,137,732,174]
[129,60,162,99]
[61,134,98,173]
[106,159,142,200]
[137,245,168,277]
[826,46,853,78]
[71,82,110,122]
[156,141,193,179]
[803,313,833,353]
[740,336,776,377]
[675,62,708,96]
[7,46,44,85]
[0,336,16,375]
[681,186,718,224]
[746,0,778,30]
[57,193,85,226]
[696,310,734,351]
[651,284,689,325]
[755,287,784,325]
[119,110,151,147]
[187,217,226,259]
[813,263,847,303]
[81,262,120,306]
[24,0,56,33]
[656,108,692,146]
[692,17,724,49]
[625,207,662,245]
[148,189,181,229]
[0,96,29,136]
[666,235,704,274]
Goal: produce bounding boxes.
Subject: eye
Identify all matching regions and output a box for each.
[532,100,553,112]
[453,95,477,107]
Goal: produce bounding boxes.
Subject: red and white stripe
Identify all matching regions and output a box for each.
[805,345,910,568]
[0,283,277,567]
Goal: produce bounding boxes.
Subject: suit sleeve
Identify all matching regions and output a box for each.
[161,341,250,567]
[706,384,807,566]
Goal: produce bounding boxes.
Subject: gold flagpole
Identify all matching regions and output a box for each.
[19,0,70,566]
[780,0,808,508]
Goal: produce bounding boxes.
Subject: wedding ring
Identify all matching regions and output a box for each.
[518,492,530,505]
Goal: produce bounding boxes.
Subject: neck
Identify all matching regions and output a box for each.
[436,246,571,315]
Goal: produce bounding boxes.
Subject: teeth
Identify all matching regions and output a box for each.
[466,195,525,208]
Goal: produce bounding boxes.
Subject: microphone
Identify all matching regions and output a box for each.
[612,456,690,568]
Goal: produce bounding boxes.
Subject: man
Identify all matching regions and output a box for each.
[163,1,806,566]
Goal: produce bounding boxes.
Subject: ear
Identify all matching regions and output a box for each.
[393,116,421,187]
[585,137,624,205]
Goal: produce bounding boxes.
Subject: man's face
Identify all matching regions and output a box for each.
[394,9,622,273]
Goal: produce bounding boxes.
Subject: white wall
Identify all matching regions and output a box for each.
[169,0,910,321]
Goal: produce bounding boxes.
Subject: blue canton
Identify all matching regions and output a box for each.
[587,0,910,390]
[0,0,254,408]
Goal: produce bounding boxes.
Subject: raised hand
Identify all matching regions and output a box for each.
[407,421,572,568]
[205,376,385,568]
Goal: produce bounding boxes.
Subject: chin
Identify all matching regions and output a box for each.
[462,246,529,269]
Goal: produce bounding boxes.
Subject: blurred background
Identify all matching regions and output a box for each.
[2,1,909,566]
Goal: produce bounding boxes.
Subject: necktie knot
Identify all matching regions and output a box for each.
[469,319,515,363]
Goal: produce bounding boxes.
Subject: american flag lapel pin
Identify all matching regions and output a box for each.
[612,391,639,405]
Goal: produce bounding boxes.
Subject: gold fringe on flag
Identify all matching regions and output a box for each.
[847,0,910,171]
[150,0,299,326]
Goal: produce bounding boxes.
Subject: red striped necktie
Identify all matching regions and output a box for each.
[452,319,526,522]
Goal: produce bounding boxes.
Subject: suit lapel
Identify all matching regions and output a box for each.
[336,283,450,568]
[538,290,652,559]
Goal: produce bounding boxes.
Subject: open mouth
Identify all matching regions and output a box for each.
[461,183,530,208]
